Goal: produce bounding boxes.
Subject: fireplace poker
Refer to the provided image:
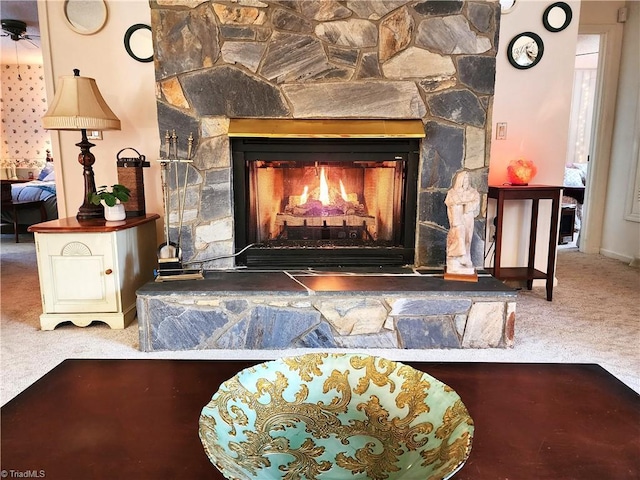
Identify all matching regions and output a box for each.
[177,133,193,247]
[172,130,178,159]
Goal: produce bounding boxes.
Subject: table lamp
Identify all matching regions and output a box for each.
[43,69,121,220]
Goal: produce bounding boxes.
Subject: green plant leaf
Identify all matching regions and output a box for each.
[88,193,101,206]
[90,183,130,206]
[104,194,117,207]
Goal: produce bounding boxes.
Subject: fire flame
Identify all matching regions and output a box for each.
[319,167,330,205]
[339,179,348,202]
[299,185,309,205]
[296,167,354,206]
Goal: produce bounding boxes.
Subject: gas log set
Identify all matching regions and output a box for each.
[276,165,376,242]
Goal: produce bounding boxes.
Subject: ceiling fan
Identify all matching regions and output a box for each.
[1,19,39,47]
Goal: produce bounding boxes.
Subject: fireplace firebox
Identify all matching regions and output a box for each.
[232,137,420,268]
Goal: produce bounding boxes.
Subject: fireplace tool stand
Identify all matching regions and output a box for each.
[155,131,203,282]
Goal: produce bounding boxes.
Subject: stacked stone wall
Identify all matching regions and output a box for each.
[150,0,500,268]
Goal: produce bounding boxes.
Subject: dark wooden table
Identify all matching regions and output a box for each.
[488,185,562,301]
[1,360,638,479]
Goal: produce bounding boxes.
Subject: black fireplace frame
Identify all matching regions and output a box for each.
[232,137,420,268]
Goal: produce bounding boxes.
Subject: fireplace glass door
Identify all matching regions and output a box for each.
[233,138,419,267]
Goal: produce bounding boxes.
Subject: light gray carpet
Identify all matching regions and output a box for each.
[1,233,638,406]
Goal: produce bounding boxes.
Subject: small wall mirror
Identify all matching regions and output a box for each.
[507,32,544,69]
[64,0,108,35]
[500,0,517,14]
[543,2,573,32]
[124,24,154,63]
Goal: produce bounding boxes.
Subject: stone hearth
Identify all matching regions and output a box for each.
[137,271,515,351]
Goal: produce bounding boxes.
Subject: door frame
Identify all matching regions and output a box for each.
[578,24,623,254]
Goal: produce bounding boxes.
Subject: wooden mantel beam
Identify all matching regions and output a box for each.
[227,118,425,138]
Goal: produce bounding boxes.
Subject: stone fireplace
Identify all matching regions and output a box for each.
[150,0,499,269]
[136,0,515,353]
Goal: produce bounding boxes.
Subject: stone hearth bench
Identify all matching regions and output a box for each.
[136,270,516,352]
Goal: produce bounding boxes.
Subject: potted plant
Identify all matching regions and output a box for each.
[89,184,131,221]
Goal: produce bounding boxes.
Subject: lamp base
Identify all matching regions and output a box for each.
[77,203,104,221]
[75,129,104,221]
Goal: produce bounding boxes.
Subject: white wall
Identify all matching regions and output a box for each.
[488,0,580,271]
[600,0,640,263]
[38,0,162,235]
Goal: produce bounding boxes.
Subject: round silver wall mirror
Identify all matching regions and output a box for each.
[507,32,544,69]
[64,0,108,35]
[543,2,573,32]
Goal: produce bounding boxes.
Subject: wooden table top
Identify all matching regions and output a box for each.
[27,213,160,233]
[1,360,638,479]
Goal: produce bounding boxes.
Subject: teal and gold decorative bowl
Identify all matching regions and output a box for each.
[199,353,473,480]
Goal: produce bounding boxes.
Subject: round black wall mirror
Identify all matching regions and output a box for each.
[507,32,544,69]
[543,2,573,32]
[124,24,154,63]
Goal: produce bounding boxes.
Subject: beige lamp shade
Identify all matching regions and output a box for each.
[43,73,121,131]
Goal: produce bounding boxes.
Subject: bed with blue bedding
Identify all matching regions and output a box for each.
[1,159,58,230]
[4,180,58,226]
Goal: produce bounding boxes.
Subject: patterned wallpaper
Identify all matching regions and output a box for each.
[1,64,52,169]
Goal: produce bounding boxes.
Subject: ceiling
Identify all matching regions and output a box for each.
[1,0,43,65]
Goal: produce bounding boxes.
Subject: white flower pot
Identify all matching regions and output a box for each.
[103,202,126,221]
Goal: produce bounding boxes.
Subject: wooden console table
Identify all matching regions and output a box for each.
[488,185,562,301]
[28,215,159,330]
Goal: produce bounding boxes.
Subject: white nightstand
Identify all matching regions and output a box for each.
[29,214,159,330]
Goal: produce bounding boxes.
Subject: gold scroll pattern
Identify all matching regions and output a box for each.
[199,354,474,480]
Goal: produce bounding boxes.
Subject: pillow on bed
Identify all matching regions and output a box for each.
[38,163,54,181]
[42,171,55,182]
[572,162,588,182]
[564,166,584,187]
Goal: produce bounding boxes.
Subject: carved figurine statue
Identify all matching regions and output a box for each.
[445,171,480,277]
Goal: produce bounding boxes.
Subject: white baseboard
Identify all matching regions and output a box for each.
[599,248,634,264]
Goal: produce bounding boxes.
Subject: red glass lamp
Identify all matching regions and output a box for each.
[507,158,537,185]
